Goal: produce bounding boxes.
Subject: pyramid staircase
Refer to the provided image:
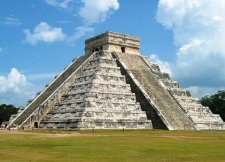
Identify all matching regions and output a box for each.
[144,57,225,130]
[113,52,196,130]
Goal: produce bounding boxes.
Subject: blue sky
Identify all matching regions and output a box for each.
[0,0,225,106]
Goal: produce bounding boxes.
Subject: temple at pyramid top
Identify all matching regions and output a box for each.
[85,31,140,55]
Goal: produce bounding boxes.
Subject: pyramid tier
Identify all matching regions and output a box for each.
[40,51,152,129]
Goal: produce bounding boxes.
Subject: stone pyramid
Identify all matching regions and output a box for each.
[40,51,151,129]
[8,32,225,130]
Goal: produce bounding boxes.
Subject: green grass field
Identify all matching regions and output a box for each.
[0,129,225,162]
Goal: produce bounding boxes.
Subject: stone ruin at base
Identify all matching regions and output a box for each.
[8,32,225,130]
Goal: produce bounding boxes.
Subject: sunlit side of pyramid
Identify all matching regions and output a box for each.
[8,32,225,130]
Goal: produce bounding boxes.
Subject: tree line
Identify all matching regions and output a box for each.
[200,90,225,121]
[0,104,18,125]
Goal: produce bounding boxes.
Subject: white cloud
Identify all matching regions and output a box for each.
[185,86,225,99]
[4,17,21,26]
[149,54,172,76]
[0,68,27,93]
[75,0,119,40]
[0,68,35,106]
[45,0,73,10]
[178,38,204,55]
[68,26,94,41]
[43,0,119,41]
[156,0,225,97]
[79,0,119,25]
[24,22,66,45]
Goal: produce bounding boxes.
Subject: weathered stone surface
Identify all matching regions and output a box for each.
[85,32,140,55]
[40,51,152,129]
[8,31,225,130]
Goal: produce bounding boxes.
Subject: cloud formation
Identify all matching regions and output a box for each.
[69,26,94,41]
[184,86,224,99]
[71,0,119,41]
[44,0,119,41]
[79,0,119,25]
[156,0,225,97]
[24,22,66,45]
[45,0,73,10]
[4,17,21,26]
[0,68,35,106]
[149,54,172,76]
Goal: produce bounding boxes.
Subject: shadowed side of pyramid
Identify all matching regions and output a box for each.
[113,52,195,130]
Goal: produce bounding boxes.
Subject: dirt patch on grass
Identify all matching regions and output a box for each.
[0,129,80,138]
[1,129,225,139]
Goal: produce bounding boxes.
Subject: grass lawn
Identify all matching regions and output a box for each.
[0,129,225,162]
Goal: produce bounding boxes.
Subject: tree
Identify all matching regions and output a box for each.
[0,104,18,125]
[200,90,225,121]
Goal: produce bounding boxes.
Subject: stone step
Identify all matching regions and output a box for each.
[74,73,126,83]
[75,71,124,81]
[154,72,170,80]
[46,112,147,121]
[169,89,191,97]
[43,115,149,122]
[85,63,118,70]
[58,97,139,106]
[84,65,121,72]
[185,108,211,114]
[40,119,152,129]
[195,122,225,130]
[150,64,160,72]
[70,82,131,92]
[161,80,180,89]
[190,115,223,122]
[56,100,141,109]
[175,96,199,103]
[49,104,142,114]
[60,95,138,105]
[66,90,137,97]
[88,57,117,67]
[77,66,122,78]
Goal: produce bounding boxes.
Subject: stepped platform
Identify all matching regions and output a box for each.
[40,51,152,129]
[8,31,224,130]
